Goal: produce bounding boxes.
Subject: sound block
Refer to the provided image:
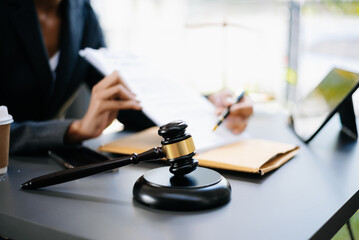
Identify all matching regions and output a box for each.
[133,167,231,211]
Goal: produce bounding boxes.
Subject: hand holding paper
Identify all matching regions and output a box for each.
[79,48,249,152]
[65,71,141,143]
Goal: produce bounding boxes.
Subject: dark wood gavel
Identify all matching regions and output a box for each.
[21,121,198,189]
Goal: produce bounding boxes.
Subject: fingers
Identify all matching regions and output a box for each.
[215,106,226,116]
[98,83,136,101]
[225,116,248,134]
[94,71,133,94]
[229,103,253,119]
[101,99,142,112]
[91,71,141,112]
[208,89,234,108]
[214,95,253,134]
[215,96,253,117]
[75,72,141,141]
[229,96,253,119]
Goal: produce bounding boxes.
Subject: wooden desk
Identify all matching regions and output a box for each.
[1,113,358,240]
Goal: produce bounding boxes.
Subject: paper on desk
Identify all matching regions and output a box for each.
[79,48,247,153]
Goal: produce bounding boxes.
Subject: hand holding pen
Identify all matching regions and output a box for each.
[209,90,253,134]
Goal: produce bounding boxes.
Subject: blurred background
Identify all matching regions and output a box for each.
[67,0,359,132]
[86,0,359,116]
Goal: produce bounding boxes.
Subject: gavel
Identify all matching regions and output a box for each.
[21,121,200,189]
[21,121,231,211]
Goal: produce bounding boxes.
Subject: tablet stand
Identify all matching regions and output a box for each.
[338,96,358,140]
[305,94,358,143]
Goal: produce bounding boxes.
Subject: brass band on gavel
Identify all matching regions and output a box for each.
[162,137,196,160]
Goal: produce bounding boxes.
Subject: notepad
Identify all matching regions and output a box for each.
[99,127,299,175]
[79,48,247,153]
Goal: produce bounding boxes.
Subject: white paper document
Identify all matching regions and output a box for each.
[79,48,247,152]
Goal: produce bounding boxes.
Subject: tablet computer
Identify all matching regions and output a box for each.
[49,145,111,169]
[289,68,359,143]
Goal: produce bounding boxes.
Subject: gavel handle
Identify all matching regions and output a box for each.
[21,147,164,190]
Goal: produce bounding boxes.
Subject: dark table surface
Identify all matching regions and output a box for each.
[1,113,358,240]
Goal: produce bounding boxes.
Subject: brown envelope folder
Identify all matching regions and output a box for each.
[99,127,299,175]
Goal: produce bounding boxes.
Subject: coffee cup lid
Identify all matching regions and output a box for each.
[0,106,13,125]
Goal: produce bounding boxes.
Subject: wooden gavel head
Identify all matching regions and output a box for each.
[158,121,199,176]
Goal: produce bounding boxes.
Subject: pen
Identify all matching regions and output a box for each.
[212,91,246,132]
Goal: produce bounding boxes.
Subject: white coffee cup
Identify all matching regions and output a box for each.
[0,106,13,174]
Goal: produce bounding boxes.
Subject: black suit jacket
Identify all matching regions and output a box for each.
[0,0,154,154]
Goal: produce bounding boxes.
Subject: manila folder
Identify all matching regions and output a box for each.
[99,127,299,175]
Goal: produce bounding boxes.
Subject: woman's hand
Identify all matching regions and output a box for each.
[65,71,141,143]
[208,89,253,134]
